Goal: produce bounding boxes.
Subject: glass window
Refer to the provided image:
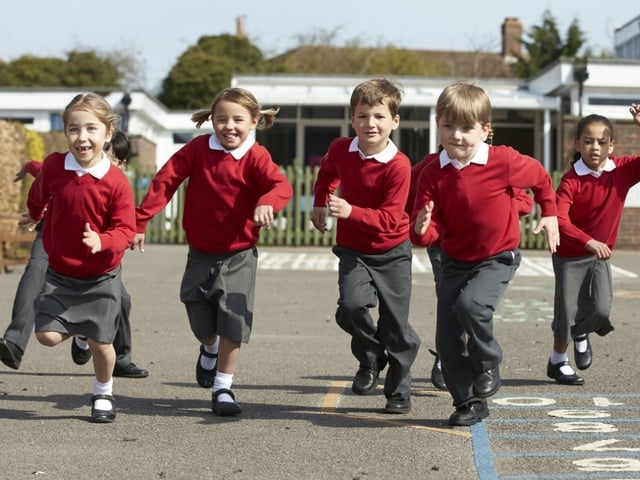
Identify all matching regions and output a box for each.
[275,106,297,118]
[50,113,63,131]
[257,123,296,168]
[172,132,195,144]
[301,106,346,119]
[399,107,428,121]
[304,126,341,168]
[399,127,429,165]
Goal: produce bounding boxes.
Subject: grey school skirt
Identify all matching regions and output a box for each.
[180,246,257,343]
[35,265,123,344]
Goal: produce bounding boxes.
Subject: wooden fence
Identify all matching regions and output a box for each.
[133,167,564,250]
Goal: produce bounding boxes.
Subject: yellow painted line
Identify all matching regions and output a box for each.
[319,380,472,439]
[320,380,349,413]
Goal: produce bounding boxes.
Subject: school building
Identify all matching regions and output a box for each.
[1,45,639,246]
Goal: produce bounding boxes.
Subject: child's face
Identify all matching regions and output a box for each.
[575,122,614,171]
[212,100,258,150]
[351,101,399,156]
[64,109,111,169]
[437,116,490,164]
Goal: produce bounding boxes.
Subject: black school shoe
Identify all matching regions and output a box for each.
[196,345,217,388]
[352,353,387,395]
[71,338,92,365]
[0,338,22,370]
[429,349,447,390]
[546,359,584,385]
[573,335,592,371]
[90,394,116,423]
[473,367,500,398]
[212,388,242,416]
[113,363,149,378]
[384,397,411,414]
[448,400,489,426]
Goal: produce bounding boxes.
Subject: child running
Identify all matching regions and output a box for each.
[0,132,148,379]
[407,132,534,392]
[410,81,559,426]
[311,78,420,414]
[131,87,293,416]
[546,105,640,385]
[26,93,136,423]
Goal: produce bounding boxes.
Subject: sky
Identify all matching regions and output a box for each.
[2,1,638,93]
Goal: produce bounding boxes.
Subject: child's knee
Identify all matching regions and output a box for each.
[35,332,62,346]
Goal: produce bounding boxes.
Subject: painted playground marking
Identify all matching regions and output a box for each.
[258,252,639,278]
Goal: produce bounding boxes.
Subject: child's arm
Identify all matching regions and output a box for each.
[532,215,559,253]
[310,207,328,232]
[585,239,612,259]
[413,201,434,236]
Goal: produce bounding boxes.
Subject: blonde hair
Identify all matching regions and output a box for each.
[436,82,492,126]
[63,93,119,135]
[350,78,403,117]
[191,87,279,130]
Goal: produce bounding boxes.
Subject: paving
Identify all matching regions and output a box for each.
[1,245,639,480]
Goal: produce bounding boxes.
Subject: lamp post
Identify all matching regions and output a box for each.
[120,93,132,132]
[573,65,589,117]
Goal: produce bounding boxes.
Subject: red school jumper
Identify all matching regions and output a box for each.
[136,134,293,254]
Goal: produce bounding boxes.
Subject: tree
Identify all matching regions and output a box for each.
[511,10,586,78]
[157,34,267,110]
[0,50,139,88]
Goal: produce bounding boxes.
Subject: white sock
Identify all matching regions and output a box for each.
[550,349,568,365]
[200,338,219,370]
[213,372,234,403]
[75,336,89,351]
[92,378,113,411]
[574,335,588,353]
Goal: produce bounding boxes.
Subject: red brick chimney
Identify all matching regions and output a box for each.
[502,18,522,60]
[236,15,245,38]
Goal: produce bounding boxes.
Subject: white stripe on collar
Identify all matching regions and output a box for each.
[64,151,111,179]
[208,130,256,160]
[573,158,616,178]
[348,137,398,164]
[439,142,489,170]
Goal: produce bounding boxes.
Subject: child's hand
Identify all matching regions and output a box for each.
[253,205,274,229]
[585,239,612,259]
[327,194,352,219]
[13,164,27,182]
[82,222,102,254]
[413,201,434,236]
[311,207,328,232]
[130,233,146,252]
[630,103,640,126]
[17,212,38,231]
[534,215,559,253]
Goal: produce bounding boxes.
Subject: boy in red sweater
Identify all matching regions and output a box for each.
[311,78,420,414]
[411,82,559,426]
[547,105,640,385]
[407,136,535,392]
[131,88,293,416]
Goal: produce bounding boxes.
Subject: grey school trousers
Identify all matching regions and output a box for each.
[436,249,521,407]
[333,240,420,401]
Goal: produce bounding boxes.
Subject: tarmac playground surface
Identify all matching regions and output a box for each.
[1,245,640,479]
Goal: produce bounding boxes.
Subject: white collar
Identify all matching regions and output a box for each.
[573,158,616,178]
[64,151,111,179]
[208,131,256,160]
[348,137,398,164]
[439,142,489,170]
